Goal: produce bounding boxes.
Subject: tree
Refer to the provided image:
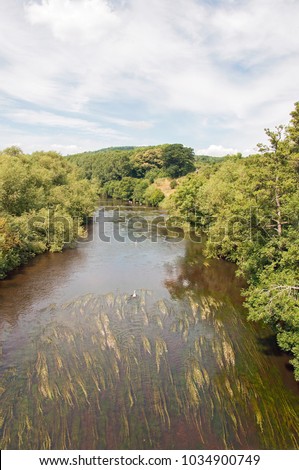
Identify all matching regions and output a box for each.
[131,147,164,177]
[132,179,149,204]
[161,144,195,178]
[0,146,24,157]
[0,149,98,278]
[0,154,42,215]
[144,186,165,206]
[245,268,299,380]
[288,101,299,151]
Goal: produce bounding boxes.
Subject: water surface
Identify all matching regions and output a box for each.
[0,203,298,449]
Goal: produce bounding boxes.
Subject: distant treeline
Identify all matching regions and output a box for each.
[0,148,97,279]
[167,102,299,380]
[67,143,195,205]
[195,154,228,164]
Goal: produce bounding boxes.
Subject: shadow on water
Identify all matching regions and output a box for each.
[257,335,284,357]
[0,203,299,449]
[0,250,86,326]
[164,239,246,306]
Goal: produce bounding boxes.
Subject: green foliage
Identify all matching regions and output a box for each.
[144,167,166,183]
[144,186,165,206]
[169,103,299,379]
[102,177,152,204]
[0,146,24,157]
[132,179,150,204]
[168,164,217,225]
[195,154,227,164]
[103,177,136,200]
[68,144,195,195]
[245,268,299,380]
[288,101,299,152]
[131,147,164,177]
[161,144,195,178]
[0,149,97,278]
[68,148,134,185]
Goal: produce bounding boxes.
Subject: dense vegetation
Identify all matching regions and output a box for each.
[195,154,228,164]
[68,143,195,205]
[0,147,97,279]
[168,102,299,379]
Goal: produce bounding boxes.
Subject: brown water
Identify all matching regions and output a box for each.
[0,202,298,449]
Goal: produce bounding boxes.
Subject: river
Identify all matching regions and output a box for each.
[0,202,298,449]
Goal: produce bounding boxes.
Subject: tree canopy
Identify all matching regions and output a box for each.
[0,149,97,279]
[68,143,196,193]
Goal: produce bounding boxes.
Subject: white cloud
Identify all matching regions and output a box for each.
[8,109,124,137]
[0,0,298,152]
[26,0,119,43]
[104,117,154,129]
[0,121,132,154]
[196,145,242,157]
[209,0,299,66]
[50,143,81,153]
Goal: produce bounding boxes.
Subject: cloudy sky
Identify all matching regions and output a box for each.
[0,0,298,156]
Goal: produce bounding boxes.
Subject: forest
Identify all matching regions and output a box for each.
[67,143,195,205]
[0,103,298,380]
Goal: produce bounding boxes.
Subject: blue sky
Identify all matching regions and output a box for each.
[0,0,298,156]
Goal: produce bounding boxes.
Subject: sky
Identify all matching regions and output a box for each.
[0,0,298,156]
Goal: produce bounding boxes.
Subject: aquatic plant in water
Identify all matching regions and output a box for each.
[0,291,299,449]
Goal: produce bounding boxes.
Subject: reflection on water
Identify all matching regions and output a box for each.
[164,241,245,305]
[0,204,299,449]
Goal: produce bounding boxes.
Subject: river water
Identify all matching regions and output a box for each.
[0,202,298,449]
